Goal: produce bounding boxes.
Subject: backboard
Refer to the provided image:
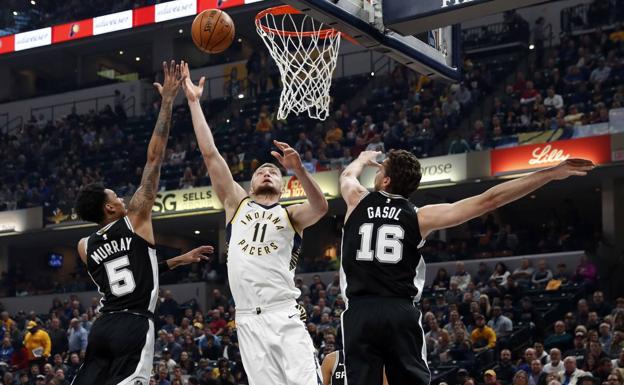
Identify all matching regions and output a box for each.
[280,0,546,82]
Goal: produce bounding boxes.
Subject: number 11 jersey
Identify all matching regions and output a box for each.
[85,217,159,315]
[226,198,302,309]
[341,191,426,302]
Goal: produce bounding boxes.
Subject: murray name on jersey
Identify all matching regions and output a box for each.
[90,237,133,264]
[235,208,285,256]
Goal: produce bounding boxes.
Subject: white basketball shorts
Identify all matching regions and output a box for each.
[236,299,322,385]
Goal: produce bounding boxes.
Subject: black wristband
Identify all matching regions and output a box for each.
[158,261,171,274]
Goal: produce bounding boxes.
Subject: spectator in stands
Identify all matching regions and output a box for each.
[451,262,472,291]
[545,349,565,374]
[23,321,50,368]
[512,259,535,288]
[294,132,313,154]
[566,331,589,368]
[589,59,611,86]
[491,263,511,287]
[529,359,548,385]
[590,292,611,318]
[67,318,87,357]
[514,370,530,385]
[489,306,513,348]
[613,349,624,373]
[485,369,503,385]
[301,150,318,173]
[578,300,591,326]
[520,349,539,373]
[178,167,196,189]
[594,357,613,384]
[450,328,474,368]
[546,321,574,351]
[607,373,622,385]
[48,318,67,357]
[0,337,13,364]
[607,332,624,358]
[554,264,571,284]
[535,342,549,365]
[324,122,343,145]
[494,349,517,385]
[560,356,589,385]
[532,260,554,288]
[433,268,451,290]
[448,133,472,154]
[474,262,492,288]
[472,314,496,361]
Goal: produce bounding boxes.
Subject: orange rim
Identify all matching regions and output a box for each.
[255,5,354,42]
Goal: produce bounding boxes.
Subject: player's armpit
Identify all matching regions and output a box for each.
[200,152,247,219]
[339,176,368,212]
[286,202,326,234]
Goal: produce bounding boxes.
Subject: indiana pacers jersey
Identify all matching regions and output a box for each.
[226,198,302,309]
[85,216,159,315]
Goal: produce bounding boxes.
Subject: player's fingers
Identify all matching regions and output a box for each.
[199,255,210,261]
[198,76,206,89]
[170,60,176,77]
[571,171,587,176]
[196,246,213,254]
[271,151,283,163]
[153,83,163,94]
[162,61,168,76]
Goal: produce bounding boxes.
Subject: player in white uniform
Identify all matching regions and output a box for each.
[181,63,328,385]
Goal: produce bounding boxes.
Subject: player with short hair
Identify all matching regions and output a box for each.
[72,61,213,385]
[339,149,594,385]
[181,62,328,385]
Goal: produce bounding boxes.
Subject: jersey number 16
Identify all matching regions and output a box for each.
[356,223,404,263]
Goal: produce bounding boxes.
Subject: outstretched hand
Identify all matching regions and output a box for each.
[271,140,304,172]
[181,62,205,103]
[153,60,185,102]
[550,158,595,180]
[176,245,214,267]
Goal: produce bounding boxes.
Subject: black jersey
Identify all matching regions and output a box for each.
[341,191,426,300]
[331,350,345,385]
[84,217,158,315]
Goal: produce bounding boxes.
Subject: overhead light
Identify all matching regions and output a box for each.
[178,29,183,34]
[194,230,200,235]
[226,119,230,123]
[30,0,36,5]
[135,56,141,61]
[119,50,124,55]
[529,44,535,50]
[237,38,242,43]
[237,93,244,99]
[370,71,375,77]
[12,11,18,16]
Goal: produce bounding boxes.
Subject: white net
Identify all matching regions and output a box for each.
[256,7,341,121]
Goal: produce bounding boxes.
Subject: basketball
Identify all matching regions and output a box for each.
[191,9,235,54]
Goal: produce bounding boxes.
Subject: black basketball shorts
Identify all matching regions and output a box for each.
[341,297,431,385]
[71,312,154,385]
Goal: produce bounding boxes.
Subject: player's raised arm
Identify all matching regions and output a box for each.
[340,151,380,216]
[273,141,328,233]
[127,60,184,243]
[418,158,595,238]
[320,351,337,385]
[180,62,247,220]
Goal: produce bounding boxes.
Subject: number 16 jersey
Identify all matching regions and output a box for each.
[85,217,159,315]
[341,191,426,302]
[226,198,302,309]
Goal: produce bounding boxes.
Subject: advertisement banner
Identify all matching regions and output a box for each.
[490,135,612,175]
[133,5,155,27]
[14,27,52,51]
[152,186,222,215]
[198,0,245,10]
[0,207,42,232]
[52,19,93,43]
[360,153,468,188]
[155,0,197,23]
[93,10,133,35]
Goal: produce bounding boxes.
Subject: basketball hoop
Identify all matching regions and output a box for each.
[255,5,345,121]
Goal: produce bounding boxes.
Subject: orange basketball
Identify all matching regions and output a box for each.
[191,9,235,54]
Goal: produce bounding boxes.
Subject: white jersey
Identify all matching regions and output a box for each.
[227,198,302,309]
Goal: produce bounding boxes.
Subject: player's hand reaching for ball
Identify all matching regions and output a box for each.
[271,140,304,172]
[153,60,185,102]
[175,245,214,267]
[358,151,383,168]
[550,158,595,180]
[180,62,205,103]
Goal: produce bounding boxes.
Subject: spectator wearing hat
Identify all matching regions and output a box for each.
[494,349,517,385]
[559,356,589,385]
[35,374,45,385]
[472,314,496,363]
[161,348,177,373]
[485,369,503,385]
[546,321,574,351]
[23,321,50,368]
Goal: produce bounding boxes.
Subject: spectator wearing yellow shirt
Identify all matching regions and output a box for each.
[0,312,14,334]
[324,123,343,144]
[472,313,497,363]
[23,321,51,367]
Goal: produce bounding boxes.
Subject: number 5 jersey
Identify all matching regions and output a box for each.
[226,198,302,309]
[85,216,159,315]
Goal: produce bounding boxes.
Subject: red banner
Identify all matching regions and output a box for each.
[490,135,612,175]
[198,0,245,11]
[0,35,15,54]
[52,19,93,43]
[133,5,155,27]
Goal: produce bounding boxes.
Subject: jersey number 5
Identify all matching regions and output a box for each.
[356,223,404,263]
[104,256,136,296]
